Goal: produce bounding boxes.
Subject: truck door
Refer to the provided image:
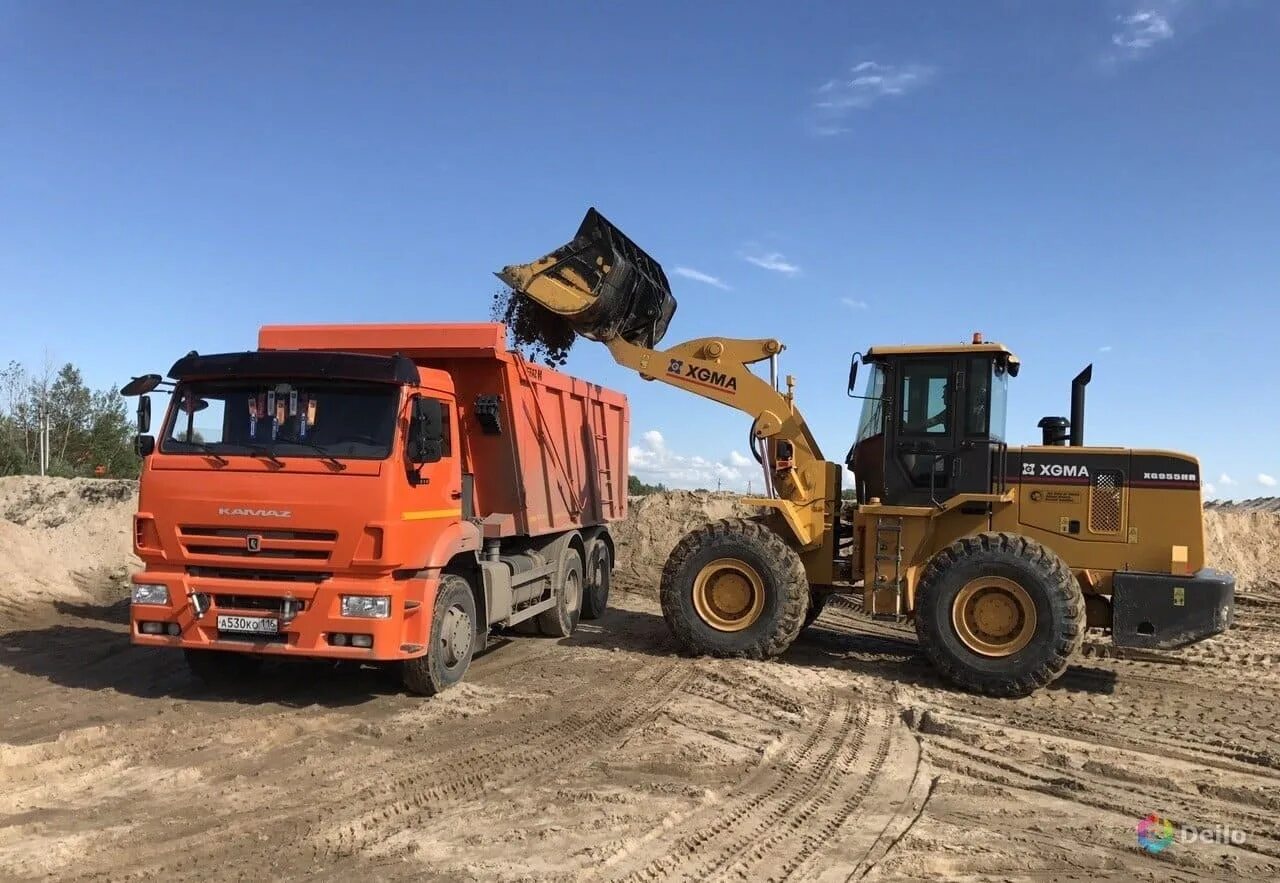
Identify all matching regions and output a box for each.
[404,394,463,528]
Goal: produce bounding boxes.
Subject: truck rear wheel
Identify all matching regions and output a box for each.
[538,547,583,637]
[581,539,611,620]
[660,518,809,660]
[914,532,1084,697]
[184,649,263,688]
[402,574,477,696]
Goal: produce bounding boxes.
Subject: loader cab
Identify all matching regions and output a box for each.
[848,341,1018,507]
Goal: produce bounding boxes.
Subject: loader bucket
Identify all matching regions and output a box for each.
[498,208,677,348]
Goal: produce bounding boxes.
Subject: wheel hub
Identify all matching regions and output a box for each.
[692,558,765,632]
[440,605,472,667]
[951,576,1036,657]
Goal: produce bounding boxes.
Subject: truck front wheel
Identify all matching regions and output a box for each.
[660,518,809,660]
[402,574,477,696]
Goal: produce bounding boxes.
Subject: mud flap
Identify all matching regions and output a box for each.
[1111,568,1235,649]
[498,207,677,348]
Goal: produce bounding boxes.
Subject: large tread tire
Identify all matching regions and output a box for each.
[914,531,1085,697]
[580,539,611,621]
[184,649,263,688]
[537,547,583,638]
[402,574,477,696]
[660,518,809,660]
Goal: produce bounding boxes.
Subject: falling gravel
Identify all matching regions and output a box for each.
[489,286,576,367]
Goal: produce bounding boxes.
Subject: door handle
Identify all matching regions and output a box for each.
[450,490,462,499]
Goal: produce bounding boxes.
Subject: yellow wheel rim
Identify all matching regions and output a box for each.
[692,558,765,632]
[951,576,1037,657]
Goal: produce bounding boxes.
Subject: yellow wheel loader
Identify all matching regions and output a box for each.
[499,208,1234,696]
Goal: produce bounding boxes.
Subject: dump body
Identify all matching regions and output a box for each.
[129,323,628,680]
[258,323,629,535]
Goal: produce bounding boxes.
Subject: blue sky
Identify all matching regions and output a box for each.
[2,1,1277,497]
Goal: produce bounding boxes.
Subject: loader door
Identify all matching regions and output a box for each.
[883,357,996,506]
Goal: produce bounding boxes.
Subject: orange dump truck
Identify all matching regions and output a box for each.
[123,323,628,694]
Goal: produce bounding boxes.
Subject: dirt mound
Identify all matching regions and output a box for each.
[612,491,760,593]
[1204,507,1280,590]
[0,476,139,622]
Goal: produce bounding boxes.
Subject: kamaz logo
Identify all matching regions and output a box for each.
[218,507,292,518]
[1022,463,1091,478]
[666,359,738,394]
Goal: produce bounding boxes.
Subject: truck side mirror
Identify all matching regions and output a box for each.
[137,395,152,434]
[408,396,445,464]
[134,434,155,457]
[846,354,860,396]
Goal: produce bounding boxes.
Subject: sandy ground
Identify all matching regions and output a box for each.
[2,480,1279,881]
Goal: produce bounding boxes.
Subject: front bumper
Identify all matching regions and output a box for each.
[129,571,436,661]
[1111,567,1235,650]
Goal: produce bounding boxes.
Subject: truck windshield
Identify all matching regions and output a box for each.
[161,380,400,460]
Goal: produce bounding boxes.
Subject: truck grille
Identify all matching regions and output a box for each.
[214,594,307,613]
[187,566,331,583]
[178,525,337,563]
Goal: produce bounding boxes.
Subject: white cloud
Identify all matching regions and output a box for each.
[1112,10,1174,52]
[743,252,801,276]
[1202,481,1216,496]
[811,60,934,134]
[1098,345,1113,353]
[629,430,759,491]
[1219,473,1237,486]
[1259,473,1277,488]
[841,297,869,310]
[672,266,730,291]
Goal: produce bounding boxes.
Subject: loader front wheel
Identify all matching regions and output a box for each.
[661,518,809,659]
[914,532,1084,697]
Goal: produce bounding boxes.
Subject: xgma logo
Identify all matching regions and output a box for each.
[666,358,738,394]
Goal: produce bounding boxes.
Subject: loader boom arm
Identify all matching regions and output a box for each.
[603,334,835,551]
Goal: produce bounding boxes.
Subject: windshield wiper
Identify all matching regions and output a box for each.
[244,444,286,468]
[276,436,347,472]
[178,440,229,466]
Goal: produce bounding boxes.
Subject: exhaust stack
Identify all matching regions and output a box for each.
[1070,364,1092,447]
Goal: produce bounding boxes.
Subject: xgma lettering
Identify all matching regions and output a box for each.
[667,359,738,393]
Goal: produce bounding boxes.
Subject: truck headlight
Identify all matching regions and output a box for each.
[132,584,170,605]
[341,595,391,618]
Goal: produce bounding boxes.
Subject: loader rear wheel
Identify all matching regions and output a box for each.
[184,649,262,688]
[581,539,611,620]
[402,574,476,696]
[914,532,1084,697]
[661,518,809,659]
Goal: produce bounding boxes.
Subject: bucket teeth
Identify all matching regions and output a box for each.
[498,208,677,348]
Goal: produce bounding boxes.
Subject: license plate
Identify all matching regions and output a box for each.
[217,615,279,635]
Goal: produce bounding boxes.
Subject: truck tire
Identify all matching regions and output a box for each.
[660,518,809,660]
[538,547,583,637]
[914,532,1084,697]
[184,649,262,688]
[581,539,611,620]
[402,574,477,696]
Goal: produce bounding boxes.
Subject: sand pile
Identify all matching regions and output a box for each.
[1204,504,1280,590]
[0,476,138,617]
[611,491,760,592]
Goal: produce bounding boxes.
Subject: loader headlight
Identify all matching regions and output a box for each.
[340,595,391,619]
[132,584,170,606]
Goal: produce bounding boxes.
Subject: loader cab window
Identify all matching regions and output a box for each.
[855,364,886,443]
[900,361,952,436]
[990,361,1009,442]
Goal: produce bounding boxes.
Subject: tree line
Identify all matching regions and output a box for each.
[0,360,139,478]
